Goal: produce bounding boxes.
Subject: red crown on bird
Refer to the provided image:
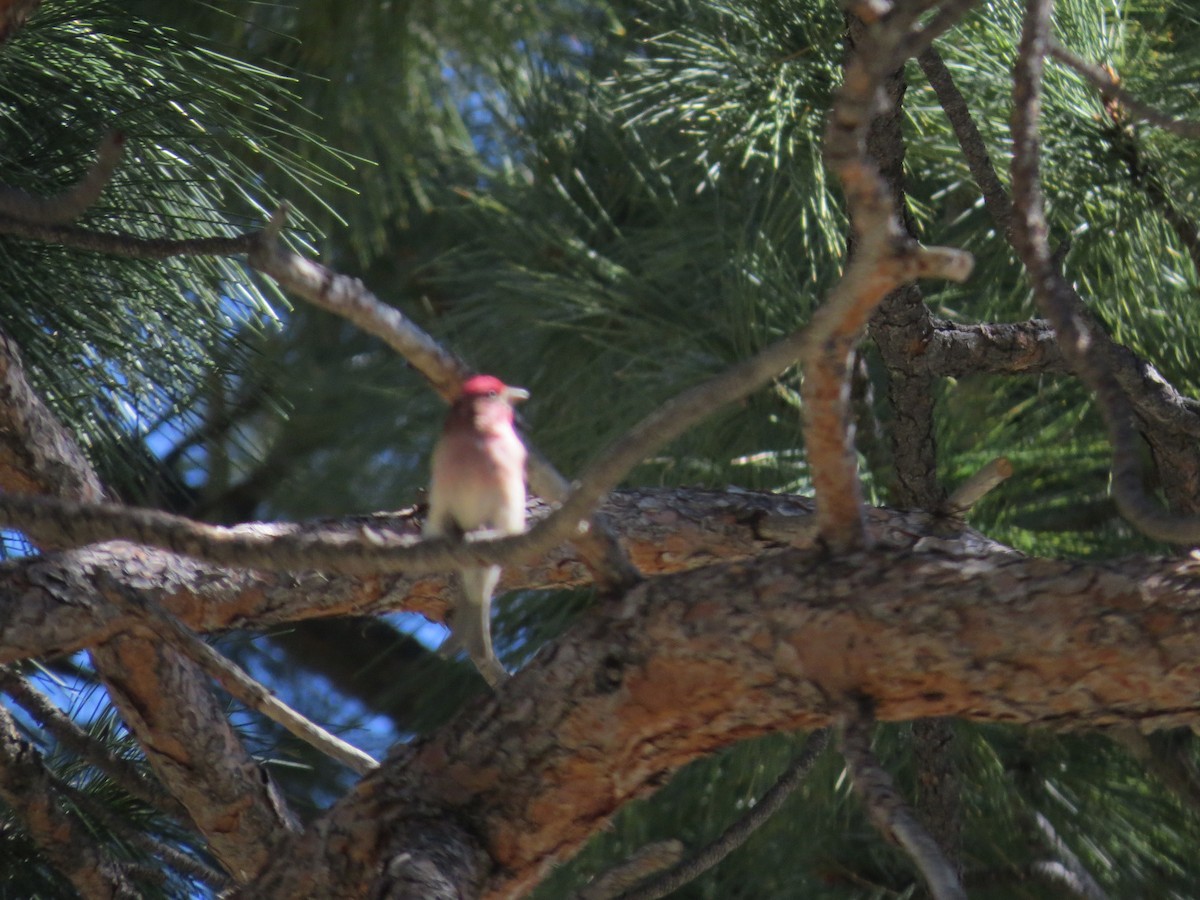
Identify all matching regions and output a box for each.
[458,375,529,403]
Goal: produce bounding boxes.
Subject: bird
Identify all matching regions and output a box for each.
[425,374,529,687]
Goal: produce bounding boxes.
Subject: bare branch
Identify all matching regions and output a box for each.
[840,702,966,900]
[613,729,830,900]
[575,841,684,900]
[1049,42,1200,139]
[918,47,1014,237]
[0,131,124,225]
[943,457,1013,515]
[101,576,377,776]
[250,209,465,401]
[1011,0,1200,544]
[0,214,254,257]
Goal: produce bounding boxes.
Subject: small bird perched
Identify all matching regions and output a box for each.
[425,374,529,687]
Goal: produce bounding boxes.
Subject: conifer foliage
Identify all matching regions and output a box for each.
[0,0,1199,897]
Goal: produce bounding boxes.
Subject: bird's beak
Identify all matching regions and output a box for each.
[504,386,530,404]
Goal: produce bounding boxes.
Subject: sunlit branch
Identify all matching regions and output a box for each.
[101,575,377,776]
[1011,0,1200,544]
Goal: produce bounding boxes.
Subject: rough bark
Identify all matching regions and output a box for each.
[0,325,299,884]
[245,541,1200,898]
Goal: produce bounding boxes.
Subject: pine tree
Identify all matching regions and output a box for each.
[1,0,1200,897]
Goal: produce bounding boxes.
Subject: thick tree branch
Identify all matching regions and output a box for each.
[243,540,1200,898]
[0,489,996,663]
[0,323,299,883]
[92,636,300,881]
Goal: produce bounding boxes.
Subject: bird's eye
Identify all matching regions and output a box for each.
[487,389,499,398]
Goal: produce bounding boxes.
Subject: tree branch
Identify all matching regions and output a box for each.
[0,702,137,898]
[0,131,124,225]
[100,577,377,775]
[1048,42,1200,139]
[243,538,1200,898]
[1011,0,1200,544]
[0,669,189,822]
[612,729,830,900]
[0,488,989,663]
[808,7,972,549]
[840,702,965,899]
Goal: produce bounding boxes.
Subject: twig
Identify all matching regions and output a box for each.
[840,702,966,900]
[252,207,465,400]
[611,729,830,900]
[100,575,378,776]
[918,47,1014,237]
[0,131,124,225]
[575,841,684,900]
[942,457,1013,515]
[899,0,986,62]
[1048,42,1200,139]
[1011,0,1200,544]
[0,214,254,257]
[0,669,189,822]
[808,6,974,550]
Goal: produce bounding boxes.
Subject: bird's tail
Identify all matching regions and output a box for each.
[440,565,509,687]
